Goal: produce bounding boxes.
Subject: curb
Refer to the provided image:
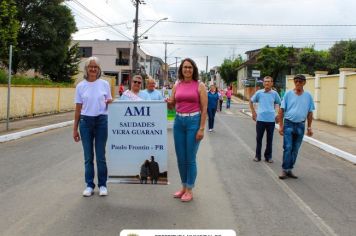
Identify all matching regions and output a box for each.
[0,121,74,143]
[241,109,356,164]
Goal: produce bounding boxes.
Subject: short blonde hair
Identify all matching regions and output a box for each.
[83,56,102,80]
[146,76,155,85]
[133,75,143,81]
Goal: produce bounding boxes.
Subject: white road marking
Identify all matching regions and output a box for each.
[241,110,356,164]
[217,115,338,236]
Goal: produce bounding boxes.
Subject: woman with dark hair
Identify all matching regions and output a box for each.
[167,58,208,202]
[73,56,112,197]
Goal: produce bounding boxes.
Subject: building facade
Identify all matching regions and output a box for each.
[73,40,164,87]
[209,66,225,89]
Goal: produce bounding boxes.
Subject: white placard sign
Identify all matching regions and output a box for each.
[252,70,261,78]
[107,100,168,184]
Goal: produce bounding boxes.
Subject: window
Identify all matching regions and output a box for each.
[116,48,130,66]
[78,47,92,58]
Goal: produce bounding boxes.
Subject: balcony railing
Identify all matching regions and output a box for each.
[116,58,130,66]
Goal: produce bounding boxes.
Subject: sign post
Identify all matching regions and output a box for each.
[252,70,261,94]
[6,45,13,131]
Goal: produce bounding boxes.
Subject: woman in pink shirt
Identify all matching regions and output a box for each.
[167,58,207,202]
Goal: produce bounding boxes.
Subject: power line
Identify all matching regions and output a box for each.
[144,33,356,41]
[71,0,132,40]
[143,19,356,27]
[65,2,102,27]
[142,38,354,43]
[141,40,347,46]
[78,21,130,30]
[66,1,123,37]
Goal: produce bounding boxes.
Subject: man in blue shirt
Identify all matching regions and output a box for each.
[278,74,315,179]
[249,76,281,163]
[142,77,164,100]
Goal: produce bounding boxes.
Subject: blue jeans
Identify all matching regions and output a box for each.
[255,121,275,160]
[173,114,201,189]
[226,98,231,108]
[207,107,217,129]
[282,119,305,171]
[79,115,108,188]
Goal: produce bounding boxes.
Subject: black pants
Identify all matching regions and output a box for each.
[219,100,223,111]
[207,107,217,129]
[140,177,147,184]
[151,178,158,184]
[255,121,275,160]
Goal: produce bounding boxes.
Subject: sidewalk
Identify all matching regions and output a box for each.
[0,111,75,141]
[231,95,356,161]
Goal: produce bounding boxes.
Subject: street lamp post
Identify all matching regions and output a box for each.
[165,48,181,81]
[131,0,167,78]
[138,17,168,39]
[132,0,143,76]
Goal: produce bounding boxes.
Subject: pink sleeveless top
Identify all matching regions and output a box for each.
[175,80,200,113]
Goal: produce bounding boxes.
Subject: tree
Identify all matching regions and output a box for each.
[0,0,19,66]
[295,47,329,75]
[256,45,297,89]
[49,43,81,82]
[329,40,356,73]
[219,55,243,85]
[13,0,77,81]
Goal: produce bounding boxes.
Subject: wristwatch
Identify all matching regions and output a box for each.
[307,127,312,130]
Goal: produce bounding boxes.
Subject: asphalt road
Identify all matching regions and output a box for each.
[0,104,355,236]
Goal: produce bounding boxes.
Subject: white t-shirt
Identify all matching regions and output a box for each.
[75,78,112,116]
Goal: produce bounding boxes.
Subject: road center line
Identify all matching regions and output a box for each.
[217,115,338,236]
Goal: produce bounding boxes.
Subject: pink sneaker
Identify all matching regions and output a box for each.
[181,192,193,202]
[173,190,185,198]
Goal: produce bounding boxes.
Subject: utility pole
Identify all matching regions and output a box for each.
[175,57,179,80]
[6,45,13,131]
[163,42,173,82]
[132,0,144,78]
[206,56,208,83]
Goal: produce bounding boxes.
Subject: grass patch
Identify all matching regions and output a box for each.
[0,70,74,87]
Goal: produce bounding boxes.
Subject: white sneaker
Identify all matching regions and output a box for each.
[99,186,108,196]
[208,129,213,132]
[82,187,94,197]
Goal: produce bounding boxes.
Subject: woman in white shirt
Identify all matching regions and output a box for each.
[73,57,112,197]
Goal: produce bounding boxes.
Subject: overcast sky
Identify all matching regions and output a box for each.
[68,0,356,70]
